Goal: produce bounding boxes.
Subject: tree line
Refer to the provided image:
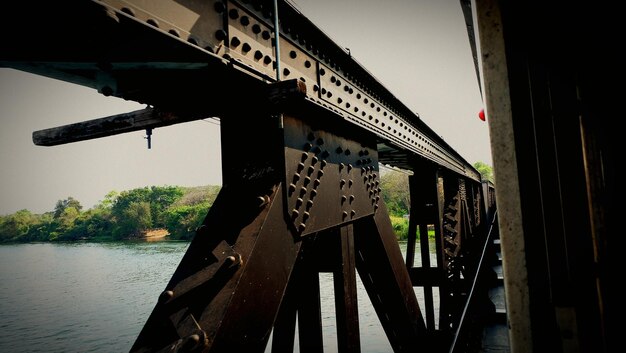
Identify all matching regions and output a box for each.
[0,185,220,243]
[0,163,492,243]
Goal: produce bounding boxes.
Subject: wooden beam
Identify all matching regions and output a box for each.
[32,108,206,146]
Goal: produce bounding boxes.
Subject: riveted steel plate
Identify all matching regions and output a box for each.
[283,115,381,237]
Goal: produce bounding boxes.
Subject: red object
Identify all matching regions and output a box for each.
[478,109,486,121]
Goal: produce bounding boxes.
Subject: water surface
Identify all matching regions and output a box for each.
[0,240,436,352]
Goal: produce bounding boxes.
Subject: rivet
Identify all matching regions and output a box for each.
[307,132,315,141]
[297,162,305,172]
[376,196,380,201]
[262,30,271,40]
[306,200,314,209]
[254,50,263,60]
[290,50,297,59]
[318,170,324,178]
[231,36,241,47]
[101,86,113,96]
[264,56,272,65]
[242,43,252,53]
[159,290,174,303]
[339,163,345,170]
[240,16,250,26]
[361,167,366,174]
[196,224,208,235]
[307,166,315,175]
[340,179,346,187]
[348,179,353,187]
[304,143,312,151]
[342,211,348,219]
[363,176,368,183]
[348,164,353,171]
[349,195,355,203]
[311,146,321,154]
[310,189,318,198]
[313,179,321,187]
[228,9,239,19]
[374,204,379,210]
[182,334,202,351]
[146,18,160,28]
[252,24,261,34]
[298,223,306,232]
[311,156,319,165]
[292,209,299,219]
[341,195,347,204]
[288,183,296,193]
[303,212,310,221]
[224,255,237,265]
[283,68,290,76]
[344,149,351,156]
[304,176,311,186]
[215,29,227,41]
[351,210,356,217]
[321,151,330,159]
[336,147,343,154]
[320,160,327,168]
[296,198,303,207]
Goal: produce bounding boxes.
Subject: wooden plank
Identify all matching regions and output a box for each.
[32,108,205,146]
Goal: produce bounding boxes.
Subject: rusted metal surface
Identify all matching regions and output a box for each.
[282,114,379,237]
[0,0,479,181]
[0,1,498,352]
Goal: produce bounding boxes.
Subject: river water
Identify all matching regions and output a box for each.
[0,240,437,353]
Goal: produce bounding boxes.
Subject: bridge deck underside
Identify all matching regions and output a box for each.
[1,1,476,180]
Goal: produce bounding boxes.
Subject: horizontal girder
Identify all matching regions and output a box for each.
[0,0,479,181]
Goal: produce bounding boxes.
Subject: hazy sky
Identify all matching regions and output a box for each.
[0,0,489,215]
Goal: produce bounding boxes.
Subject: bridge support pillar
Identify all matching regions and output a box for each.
[130,90,428,353]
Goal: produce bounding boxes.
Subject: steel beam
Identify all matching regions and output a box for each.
[0,0,479,181]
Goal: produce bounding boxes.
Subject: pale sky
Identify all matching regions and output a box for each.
[0,0,489,215]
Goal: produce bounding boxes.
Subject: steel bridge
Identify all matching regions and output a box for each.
[1,1,616,353]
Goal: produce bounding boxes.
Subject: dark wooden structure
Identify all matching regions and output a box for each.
[6,1,616,352]
[469,0,618,352]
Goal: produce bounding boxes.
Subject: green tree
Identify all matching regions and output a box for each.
[0,209,37,242]
[111,186,183,231]
[52,206,80,240]
[163,203,210,240]
[379,167,410,217]
[113,201,152,239]
[53,196,83,219]
[148,186,185,228]
[473,161,494,182]
[24,213,54,242]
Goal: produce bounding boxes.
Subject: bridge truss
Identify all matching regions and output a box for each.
[1,1,497,352]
